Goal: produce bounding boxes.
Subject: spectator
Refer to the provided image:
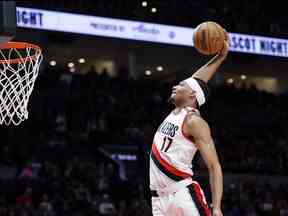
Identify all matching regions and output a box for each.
[38,193,54,216]
[98,194,116,216]
[16,187,33,208]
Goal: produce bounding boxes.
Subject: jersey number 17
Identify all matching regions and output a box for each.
[160,136,173,152]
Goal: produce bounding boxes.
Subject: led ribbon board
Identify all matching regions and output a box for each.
[16,7,288,58]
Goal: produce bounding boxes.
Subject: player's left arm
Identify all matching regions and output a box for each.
[186,115,223,215]
[192,33,229,83]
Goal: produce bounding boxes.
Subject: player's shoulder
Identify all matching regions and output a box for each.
[184,107,203,123]
[186,113,206,126]
[185,110,209,132]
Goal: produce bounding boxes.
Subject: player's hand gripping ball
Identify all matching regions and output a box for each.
[193,21,228,55]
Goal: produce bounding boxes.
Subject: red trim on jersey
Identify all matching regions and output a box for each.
[151,144,192,179]
[192,182,211,216]
[181,115,195,143]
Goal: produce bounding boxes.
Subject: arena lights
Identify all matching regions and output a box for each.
[69,67,76,73]
[151,7,157,13]
[16,7,288,58]
[227,78,234,84]
[156,66,163,71]
[49,60,56,66]
[145,70,152,76]
[78,58,86,63]
[240,74,247,80]
[142,1,148,7]
[67,62,75,68]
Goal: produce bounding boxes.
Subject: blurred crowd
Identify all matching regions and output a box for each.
[208,83,288,175]
[222,175,288,216]
[0,65,287,215]
[17,0,287,37]
[0,156,152,216]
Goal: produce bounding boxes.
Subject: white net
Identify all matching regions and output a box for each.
[0,42,42,125]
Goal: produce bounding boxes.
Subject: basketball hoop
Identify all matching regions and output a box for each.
[0,42,43,125]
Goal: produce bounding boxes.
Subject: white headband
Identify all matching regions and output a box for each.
[183,77,206,106]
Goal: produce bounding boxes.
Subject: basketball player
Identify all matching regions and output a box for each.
[149,40,229,216]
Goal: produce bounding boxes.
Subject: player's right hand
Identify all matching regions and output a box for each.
[223,28,229,42]
[216,27,229,61]
[218,40,229,61]
[212,207,223,216]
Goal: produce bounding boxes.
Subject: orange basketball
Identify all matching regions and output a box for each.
[193,21,227,55]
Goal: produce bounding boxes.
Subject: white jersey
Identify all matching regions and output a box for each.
[150,107,199,190]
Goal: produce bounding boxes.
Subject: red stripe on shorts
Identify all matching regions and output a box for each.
[191,182,211,216]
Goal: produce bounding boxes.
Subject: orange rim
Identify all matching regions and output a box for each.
[0,42,42,64]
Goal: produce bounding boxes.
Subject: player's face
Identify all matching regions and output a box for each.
[170,81,196,106]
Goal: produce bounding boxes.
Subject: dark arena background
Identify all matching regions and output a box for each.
[0,0,287,215]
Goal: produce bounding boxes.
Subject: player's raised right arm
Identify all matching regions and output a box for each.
[192,40,229,83]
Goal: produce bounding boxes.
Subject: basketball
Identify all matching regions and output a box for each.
[193,21,227,55]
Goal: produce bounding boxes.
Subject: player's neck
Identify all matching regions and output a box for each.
[175,102,197,110]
